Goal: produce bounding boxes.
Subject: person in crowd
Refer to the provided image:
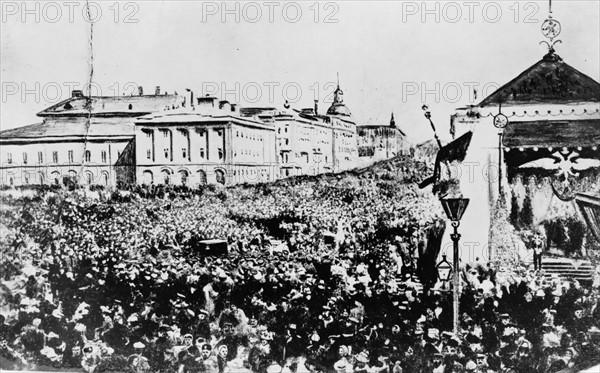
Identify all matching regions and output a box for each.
[1,156,599,372]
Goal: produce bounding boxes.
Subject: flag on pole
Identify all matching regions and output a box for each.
[419,131,473,190]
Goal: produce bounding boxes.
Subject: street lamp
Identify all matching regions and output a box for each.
[440,197,470,335]
[436,254,452,290]
[493,107,509,197]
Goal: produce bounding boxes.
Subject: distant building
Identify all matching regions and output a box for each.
[0,88,182,187]
[357,113,409,164]
[134,96,278,186]
[272,84,358,178]
[1,80,407,188]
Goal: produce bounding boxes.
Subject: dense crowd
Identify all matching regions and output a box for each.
[1,156,599,372]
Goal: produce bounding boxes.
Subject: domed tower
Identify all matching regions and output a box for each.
[327,75,352,117]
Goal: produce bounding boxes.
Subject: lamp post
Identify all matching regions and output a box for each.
[440,197,470,335]
[436,254,452,290]
[493,108,509,197]
[422,105,443,149]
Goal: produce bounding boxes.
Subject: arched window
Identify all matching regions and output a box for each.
[51,171,60,185]
[215,169,226,185]
[85,171,93,185]
[197,170,207,185]
[85,150,91,162]
[162,169,171,185]
[142,170,153,185]
[179,170,189,186]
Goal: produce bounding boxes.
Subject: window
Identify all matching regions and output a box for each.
[101,151,107,163]
[22,152,28,164]
[85,150,91,162]
[236,131,239,137]
[200,148,205,158]
[146,149,152,159]
[145,131,152,138]
[285,139,289,145]
[38,152,43,163]
[53,151,58,163]
[182,148,187,159]
[7,153,12,164]
[68,150,74,163]
[218,148,223,160]
[164,148,169,159]
[163,130,169,138]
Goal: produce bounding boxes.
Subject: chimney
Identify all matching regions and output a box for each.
[155,86,161,95]
[72,90,84,98]
[138,86,144,96]
[314,99,319,115]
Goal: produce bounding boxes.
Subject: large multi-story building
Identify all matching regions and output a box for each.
[1,81,407,187]
[272,84,358,178]
[357,113,410,165]
[0,88,182,187]
[133,96,278,186]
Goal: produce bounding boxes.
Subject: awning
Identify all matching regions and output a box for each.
[503,119,600,149]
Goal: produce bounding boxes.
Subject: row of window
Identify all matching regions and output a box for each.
[6,171,110,186]
[235,149,261,158]
[153,129,220,138]
[236,131,262,141]
[146,148,224,161]
[6,151,108,164]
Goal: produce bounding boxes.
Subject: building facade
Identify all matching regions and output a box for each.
[357,113,410,165]
[272,84,359,178]
[134,96,278,186]
[443,49,600,262]
[0,88,182,187]
[1,82,409,188]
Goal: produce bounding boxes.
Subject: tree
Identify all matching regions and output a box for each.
[519,194,534,229]
[510,194,520,229]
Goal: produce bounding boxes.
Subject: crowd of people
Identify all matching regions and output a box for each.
[1,156,599,372]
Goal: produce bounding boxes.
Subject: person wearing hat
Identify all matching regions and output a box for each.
[215,311,242,362]
[177,345,201,373]
[194,309,211,342]
[197,343,219,373]
[353,351,370,373]
[429,352,444,373]
[129,342,150,373]
[248,329,273,373]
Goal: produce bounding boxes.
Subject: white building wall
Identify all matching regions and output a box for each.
[443,102,600,263]
[1,140,128,186]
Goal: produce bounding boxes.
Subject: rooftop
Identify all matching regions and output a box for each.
[37,93,184,117]
[0,118,134,141]
[478,52,600,107]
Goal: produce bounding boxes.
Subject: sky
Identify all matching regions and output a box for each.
[1,0,599,143]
